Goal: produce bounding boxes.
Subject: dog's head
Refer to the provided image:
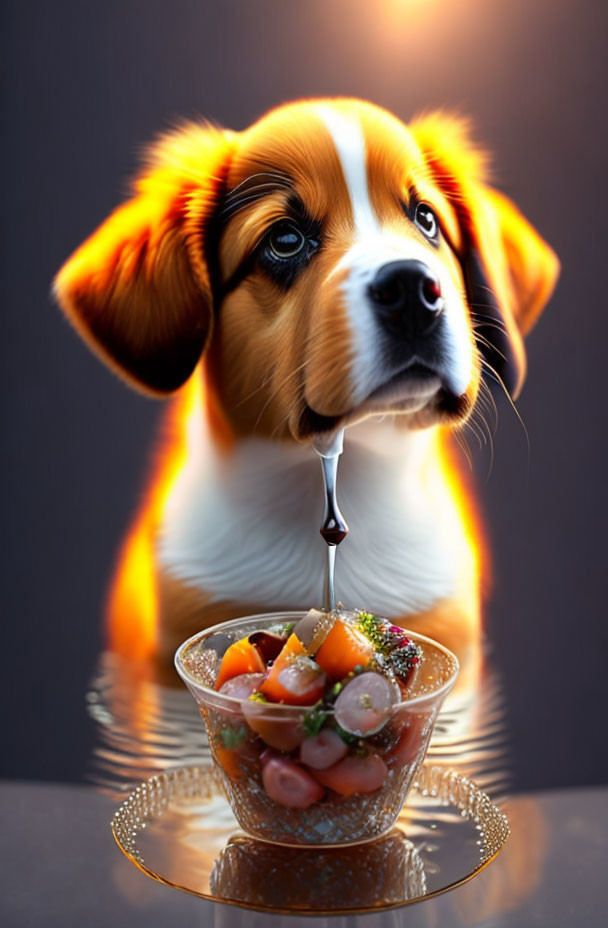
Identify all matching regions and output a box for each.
[54,99,558,441]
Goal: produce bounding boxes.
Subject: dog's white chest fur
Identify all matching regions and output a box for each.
[158,418,468,616]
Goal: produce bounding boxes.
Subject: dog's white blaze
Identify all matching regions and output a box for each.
[317,107,382,402]
[158,417,472,617]
[316,106,379,237]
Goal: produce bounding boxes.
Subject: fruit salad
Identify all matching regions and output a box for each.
[176,610,458,846]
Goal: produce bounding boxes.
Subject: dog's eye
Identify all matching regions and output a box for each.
[259,216,321,289]
[414,203,438,241]
[268,221,306,259]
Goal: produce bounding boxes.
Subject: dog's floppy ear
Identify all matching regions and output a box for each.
[411,113,559,398]
[54,124,235,395]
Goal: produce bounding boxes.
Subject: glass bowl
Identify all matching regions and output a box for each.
[175,611,458,847]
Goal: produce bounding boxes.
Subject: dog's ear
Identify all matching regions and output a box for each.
[54,125,235,395]
[411,113,559,398]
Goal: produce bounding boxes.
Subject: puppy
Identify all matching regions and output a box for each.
[54,98,558,679]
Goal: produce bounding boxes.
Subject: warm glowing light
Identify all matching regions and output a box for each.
[107,372,203,660]
[384,0,440,23]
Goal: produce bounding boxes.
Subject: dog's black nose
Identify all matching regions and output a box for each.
[368,260,444,338]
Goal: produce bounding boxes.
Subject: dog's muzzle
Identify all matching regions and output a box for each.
[368,259,444,341]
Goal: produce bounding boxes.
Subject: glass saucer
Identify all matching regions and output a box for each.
[112,763,509,915]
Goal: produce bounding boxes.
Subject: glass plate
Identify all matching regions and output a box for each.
[112,763,509,915]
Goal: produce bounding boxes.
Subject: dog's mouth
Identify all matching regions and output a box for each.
[364,362,442,410]
[298,362,468,439]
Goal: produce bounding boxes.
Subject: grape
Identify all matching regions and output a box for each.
[299,728,348,769]
[217,673,265,721]
[219,673,265,700]
[242,700,305,751]
[387,712,432,767]
[312,752,388,796]
[276,657,327,704]
[333,672,398,736]
[262,756,325,808]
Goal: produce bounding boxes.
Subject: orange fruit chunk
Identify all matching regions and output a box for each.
[215,745,244,781]
[314,620,374,681]
[214,637,266,691]
[260,633,326,705]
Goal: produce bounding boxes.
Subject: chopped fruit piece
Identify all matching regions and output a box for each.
[260,634,327,705]
[259,746,276,765]
[334,672,398,736]
[292,609,336,654]
[387,713,431,767]
[355,614,422,680]
[366,720,402,754]
[214,637,266,691]
[292,608,323,646]
[299,728,349,769]
[248,631,287,663]
[396,663,419,695]
[218,672,266,720]
[314,620,374,681]
[242,700,305,751]
[276,657,327,705]
[312,753,388,796]
[388,642,422,682]
[213,725,260,781]
[356,612,397,652]
[219,672,265,700]
[215,745,244,780]
[262,756,325,808]
[262,632,304,678]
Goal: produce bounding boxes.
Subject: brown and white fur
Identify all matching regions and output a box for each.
[54,98,558,681]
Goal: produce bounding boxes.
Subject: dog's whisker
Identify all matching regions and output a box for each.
[250,359,309,435]
[477,379,499,434]
[452,426,474,471]
[481,377,499,422]
[470,398,496,479]
[235,357,310,415]
[220,172,293,220]
[471,318,509,337]
[224,171,292,199]
[223,184,292,206]
[481,358,531,471]
[230,366,280,411]
[465,413,486,451]
[473,331,511,367]
[468,281,499,300]
[471,315,508,335]
[471,303,506,327]
[220,193,286,220]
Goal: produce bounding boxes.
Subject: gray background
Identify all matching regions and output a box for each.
[1,0,606,791]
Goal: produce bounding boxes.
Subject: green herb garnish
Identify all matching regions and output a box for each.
[302,701,331,737]
[356,612,394,654]
[332,723,361,747]
[217,725,247,749]
[356,611,423,681]
[248,691,268,704]
[268,622,295,637]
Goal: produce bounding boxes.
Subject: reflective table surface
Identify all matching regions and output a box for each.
[1,780,606,927]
